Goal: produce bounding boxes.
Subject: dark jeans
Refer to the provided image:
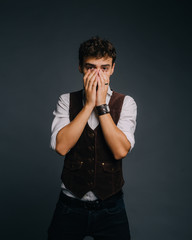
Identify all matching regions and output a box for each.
[47,190,131,240]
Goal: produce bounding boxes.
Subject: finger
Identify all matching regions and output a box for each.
[98,70,105,88]
[87,69,97,82]
[87,70,98,89]
[83,69,90,85]
[99,70,109,88]
[97,75,101,89]
[84,69,96,87]
[85,69,96,88]
[84,68,90,78]
[92,75,98,90]
[85,70,97,89]
[100,69,108,81]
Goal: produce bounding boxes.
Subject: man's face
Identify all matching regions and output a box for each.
[79,56,115,82]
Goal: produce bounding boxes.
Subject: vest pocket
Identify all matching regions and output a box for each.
[64,161,83,171]
[102,162,121,173]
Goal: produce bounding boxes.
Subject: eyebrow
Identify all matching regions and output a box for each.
[85,63,110,67]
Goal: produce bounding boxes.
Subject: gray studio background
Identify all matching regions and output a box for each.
[1,1,191,240]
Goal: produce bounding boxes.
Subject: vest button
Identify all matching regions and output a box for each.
[88,145,95,151]
[88,182,93,186]
[88,169,94,174]
[88,157,94,162]
[88,132,95,138]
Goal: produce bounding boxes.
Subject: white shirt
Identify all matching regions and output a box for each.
[50,85,137,201]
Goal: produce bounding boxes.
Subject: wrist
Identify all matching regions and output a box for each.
[96,101,106,106]
[84,102,94,111]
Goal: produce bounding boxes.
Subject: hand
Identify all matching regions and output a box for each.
[83,69,98,108]
[96,70,109,106]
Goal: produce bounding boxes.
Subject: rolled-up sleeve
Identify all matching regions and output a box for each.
[50,93,70,150]
[117,95,137,152]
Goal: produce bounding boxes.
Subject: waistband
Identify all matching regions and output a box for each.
[58,190,123,210]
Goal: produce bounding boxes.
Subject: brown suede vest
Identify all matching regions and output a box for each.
[61,89,126,200]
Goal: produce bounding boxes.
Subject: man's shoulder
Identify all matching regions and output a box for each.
[111,89,136,105]
[112,89,133,100]
[59,89,83,100]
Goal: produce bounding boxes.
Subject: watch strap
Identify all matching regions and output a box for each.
[96,104,110,116]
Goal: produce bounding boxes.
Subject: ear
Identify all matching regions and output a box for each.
[110,62,115,75]
[79,65,83,73]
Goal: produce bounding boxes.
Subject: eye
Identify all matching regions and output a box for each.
[102,67,109,71]
[87,66,95,70]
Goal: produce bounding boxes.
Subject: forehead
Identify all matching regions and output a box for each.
[83,56,113,66]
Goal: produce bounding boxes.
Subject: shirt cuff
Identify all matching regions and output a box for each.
[124,132,135,153]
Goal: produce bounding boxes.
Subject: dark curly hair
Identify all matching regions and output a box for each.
[79,36,116,68]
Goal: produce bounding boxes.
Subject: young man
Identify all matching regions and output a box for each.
[47,36,137,240]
